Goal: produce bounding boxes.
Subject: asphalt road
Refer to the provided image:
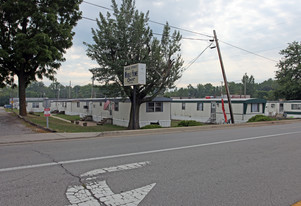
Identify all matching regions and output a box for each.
[0,121,301,206]
[0,107,36,136]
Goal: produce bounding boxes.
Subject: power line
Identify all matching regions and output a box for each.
[152,32,210,42]
[149,20,212,38]
[81,1,278,63]
[83,0,112,11]
[184,43,213,70]
[220,40,278,63]
[82,0,213,38]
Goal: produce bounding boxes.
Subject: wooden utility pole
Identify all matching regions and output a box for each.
[213,30,235,124]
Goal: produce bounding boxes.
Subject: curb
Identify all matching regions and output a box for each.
[17,114,57,133]
[1,118,301,145]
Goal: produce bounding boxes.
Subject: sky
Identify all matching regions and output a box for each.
[48,0,301,88]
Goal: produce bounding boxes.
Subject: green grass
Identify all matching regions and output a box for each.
[23,112,126,133]
[177,120,204,127]
[141,124,162,129]
[247,115,276,123]
[171,120,182,127]
[53,114,81,121]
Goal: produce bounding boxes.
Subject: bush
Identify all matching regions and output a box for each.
[177,120,203,127]
[141,124,162,129]
[247,115,276,122]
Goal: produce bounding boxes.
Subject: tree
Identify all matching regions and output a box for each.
[26,81,47,97]
[256,78,278,100]
[85,0,184,129]
[0,0,82,116]
[242,73,256,97]
[275,41,301,100]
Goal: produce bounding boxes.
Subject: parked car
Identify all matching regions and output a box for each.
[4,104,12,108]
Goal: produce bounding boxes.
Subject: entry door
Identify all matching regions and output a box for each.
[210,102,217,123]
[279,103,284,113]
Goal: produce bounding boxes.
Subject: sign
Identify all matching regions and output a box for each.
[44,108,51,117]
[43,98,51,108]
[124,63,146,86]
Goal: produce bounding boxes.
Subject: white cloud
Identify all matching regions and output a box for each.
[51,0,301,89]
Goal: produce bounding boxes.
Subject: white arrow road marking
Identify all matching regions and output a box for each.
[81,161,150,179]
[66,161,156,206]
[66,181,156,206]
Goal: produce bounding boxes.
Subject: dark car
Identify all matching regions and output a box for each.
[4,104,12,108]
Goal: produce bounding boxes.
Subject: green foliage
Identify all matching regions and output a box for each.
[177,120,203,127]
[0,0,83,115]
[140,124,162,129]
[165,77,279,100]
[85,0,184,129]
[275,41,301,100]
[247,115,276,122]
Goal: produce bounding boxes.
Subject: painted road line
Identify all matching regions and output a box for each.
[66,162,156,206]
[1,131,300,173]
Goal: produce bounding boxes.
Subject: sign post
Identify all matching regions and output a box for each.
[124,64,146,129]
[44,108,50,128]
[43,98,51,128]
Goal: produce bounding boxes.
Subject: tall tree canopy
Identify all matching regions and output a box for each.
[85,0,184,129]
[241,73,255,97]
[275,41,301,100]
[0,0,82,115]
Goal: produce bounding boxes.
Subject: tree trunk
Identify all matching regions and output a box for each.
[18,74,27,116]
[128,100,141,130]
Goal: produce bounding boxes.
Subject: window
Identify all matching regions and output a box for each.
[197,102,203,111]
[99,102,102,106]
[291,104,301,110]
[77,102,80,108]
[146,102,163,112]
[32,102,39,108]
[271,104,275,108]
[251,103,259,112]
[155,102,163,112]
[114,102,119,111]
[182,102,186,110]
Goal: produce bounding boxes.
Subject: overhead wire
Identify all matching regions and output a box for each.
[81,1,278,64]
[220,40,278,63]
[184,43,213,70]
[82,0,213,38]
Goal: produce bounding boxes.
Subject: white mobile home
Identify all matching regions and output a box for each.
[51,97,172,127]
[10,98,45,113]
[283,100,301,118]
[171,98,267,124]
[265,101,284,117]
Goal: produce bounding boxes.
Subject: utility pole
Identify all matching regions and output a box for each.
[213,30,235,124]
[244,73,247,98]
[69,81,72,99]
[91,73,95,98]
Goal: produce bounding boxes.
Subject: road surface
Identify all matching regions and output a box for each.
[0,120,301,205]
[0,107,36,136]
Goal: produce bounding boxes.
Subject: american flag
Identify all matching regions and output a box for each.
[103,100,110,110]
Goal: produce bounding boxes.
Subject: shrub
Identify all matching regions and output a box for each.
[141,124,162,129]
[247,115,276,122]
[177,120,203,127]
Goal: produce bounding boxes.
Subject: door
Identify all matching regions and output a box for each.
[210,102,216,123]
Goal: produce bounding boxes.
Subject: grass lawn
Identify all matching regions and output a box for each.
[23,112,126,133]
[53,113,81,121]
